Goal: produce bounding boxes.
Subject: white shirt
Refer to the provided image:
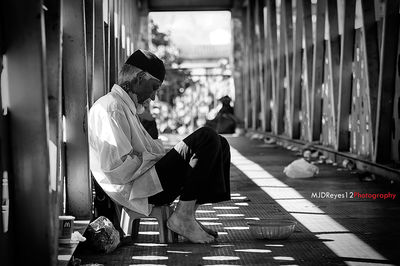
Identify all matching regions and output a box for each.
[88,84,165,215]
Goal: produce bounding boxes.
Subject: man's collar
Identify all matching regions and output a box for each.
[111,84,144,114]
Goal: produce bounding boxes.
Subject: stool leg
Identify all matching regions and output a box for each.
[154,207,168,243]
[130,219,140,241]
[166,206,178,243]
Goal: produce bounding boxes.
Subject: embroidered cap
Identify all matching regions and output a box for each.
[125,49,166,82]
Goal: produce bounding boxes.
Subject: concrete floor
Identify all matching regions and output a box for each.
[75,134,400,266]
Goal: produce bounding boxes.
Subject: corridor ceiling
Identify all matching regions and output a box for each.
[148,0,236,11]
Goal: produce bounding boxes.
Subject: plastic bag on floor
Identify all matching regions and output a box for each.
[283,158,319,178]
[85,216,120,253]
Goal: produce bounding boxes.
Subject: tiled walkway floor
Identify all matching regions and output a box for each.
[75,135,400,266]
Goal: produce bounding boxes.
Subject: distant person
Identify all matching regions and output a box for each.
[88,49,231,243]
[206,95,241,134]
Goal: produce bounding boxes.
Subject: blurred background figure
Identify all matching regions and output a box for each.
[205,95,242,134]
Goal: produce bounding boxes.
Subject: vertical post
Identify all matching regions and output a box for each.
[231,4,245,124]
[0,24,11,266]
[337,0,356,151]
[245,2,253,128]
[248,0,257,129]
[92,0,106,104]
[302,0,314,141]
[291,0,303,139]
[255,0,265,131]
[138,0,149,50]
[266,0,278,133]
[4,0,53,264]
[63,0,92,219]
[326,0,341,119]
[360,0,380,142]
[263,0,272,132]
[276,0,286,134]
[282,0,294,97]
[85,0,95,107]
[374,0,400,163]
[44,0,63,264]
[109,0,117,86]
[311,0,326,141]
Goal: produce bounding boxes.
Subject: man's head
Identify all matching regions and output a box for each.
[118,49,165,105]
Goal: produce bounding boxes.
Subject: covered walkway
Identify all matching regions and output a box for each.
[1,0,400,265]
[75,134,400,265]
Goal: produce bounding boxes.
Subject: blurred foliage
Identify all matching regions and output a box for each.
[150,19,197,105]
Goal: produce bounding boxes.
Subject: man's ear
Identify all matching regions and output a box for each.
[129,76,139,90]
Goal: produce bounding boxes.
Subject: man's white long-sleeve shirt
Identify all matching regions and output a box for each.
[88,84,165,215]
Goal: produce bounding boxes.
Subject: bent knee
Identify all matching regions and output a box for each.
[195,126,220,144]
[196,126,219,139]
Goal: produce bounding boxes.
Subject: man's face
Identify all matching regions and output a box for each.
[133,71,161,104]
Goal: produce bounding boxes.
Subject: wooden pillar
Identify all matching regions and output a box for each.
[311,0,326,141]
[244,2,253,128]
[4,0,53,264]
[266,0,278,134]
[263,0,272,132]
[255,0,265,131]
[231,5,245,124]
[138,0,149,50]
[109,0,117,86]
[92,0,106,104]
[0,39,12,266]
[291,0,303,139]
[44,0,63,264]
[374,0,400,163]
[326,0,341,122]
[282,0,294,97]
[360,0,380,142]
[337,0,356,151]
[86,0,95,107]
[63,0,92,219]
[301,0,314,141]
[248,0,258,129]
[276,0,286,134]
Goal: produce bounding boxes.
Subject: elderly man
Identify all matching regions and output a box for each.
[88,49,231,243]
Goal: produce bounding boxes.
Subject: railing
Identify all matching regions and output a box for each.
[236,0,400,177]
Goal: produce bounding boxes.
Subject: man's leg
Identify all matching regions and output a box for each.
[166,200,215,243]
[149,127,231,243]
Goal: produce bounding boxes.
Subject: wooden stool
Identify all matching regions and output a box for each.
[117,205,178,243]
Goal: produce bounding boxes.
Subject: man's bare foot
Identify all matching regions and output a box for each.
[197,221,218,238]
[167,212,215,243]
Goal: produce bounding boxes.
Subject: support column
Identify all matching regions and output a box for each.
[44,0,63,264]
[138,0,149,50]
[266,0,279,134]
[4,0,53,264]
[374,0,400,163]
[92,0,106,104]
[63,0,92,219]
[311,0,326,141]
[231,4,245,124]
[291,0,303,139]
[337,0,356,151]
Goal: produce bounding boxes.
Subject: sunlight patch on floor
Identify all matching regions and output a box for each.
[140,221,158,225]
[202,256,240,261]
[273,256,295,261]
[138,231,159,235]
[134,243,168,247]
[131,255,168,260]
[167,250,192,254]
[235,249,272,253]
[230,147,389,265]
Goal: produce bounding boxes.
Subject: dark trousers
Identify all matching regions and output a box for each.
[149,127,231,205]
